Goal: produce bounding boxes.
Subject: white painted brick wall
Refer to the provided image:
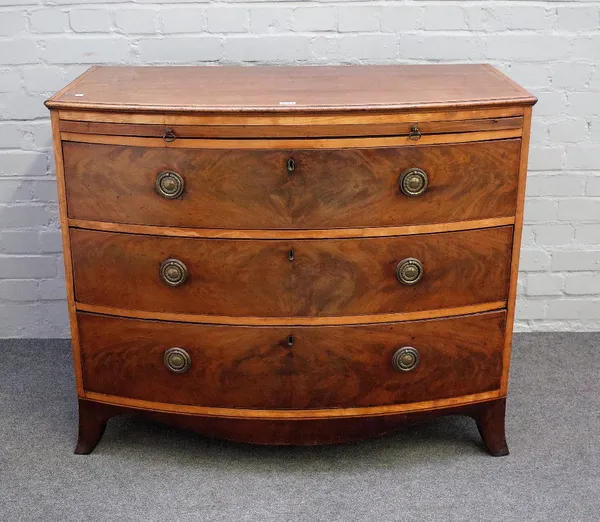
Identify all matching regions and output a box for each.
[0,1,599,337]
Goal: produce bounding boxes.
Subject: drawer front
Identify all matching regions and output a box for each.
[78,312,293,409]
[78,311,506,408]
[71,227,512,317]
[63,139,520,229]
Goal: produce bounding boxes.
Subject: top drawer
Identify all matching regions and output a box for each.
[62,139,520,230]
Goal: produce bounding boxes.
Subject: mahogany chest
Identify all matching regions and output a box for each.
[46,65,536,455]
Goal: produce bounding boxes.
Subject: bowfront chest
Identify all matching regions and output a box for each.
[46,65,536,455]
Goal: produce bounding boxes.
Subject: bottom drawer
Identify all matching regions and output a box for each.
[78,311,506,409]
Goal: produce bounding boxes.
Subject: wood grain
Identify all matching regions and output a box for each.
[58,117,523,139]
[501,106,533,394]
[50,111,84,396]
[61,129,522,148]
[290,311,506,409]
[68,217,516,240]
[78,311,506,409]
[75,301,507,326]
[79,313,293,409]
[63,140,521,229]
[46,64,536,455]
[85,390,501,419]
[75,397,507,451]
[70,227,513,317]
[57,106,525,126]
[475,397,509,456]
[45,64,537,112]
[74,397,108,454]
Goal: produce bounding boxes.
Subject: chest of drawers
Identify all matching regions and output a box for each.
[46,65,535,456]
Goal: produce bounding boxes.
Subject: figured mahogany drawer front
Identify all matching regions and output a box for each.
[78,311,506,409]
[62,139,520,229]
[71,227,512,317]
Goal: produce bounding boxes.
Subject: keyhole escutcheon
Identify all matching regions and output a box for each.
[288,248,295,261]
[287,158,295,173]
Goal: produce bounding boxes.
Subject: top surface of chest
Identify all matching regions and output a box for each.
[45,64,536,113]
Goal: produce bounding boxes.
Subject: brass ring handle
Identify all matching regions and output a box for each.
[392,347,419,372]
[160,258,188,287]
[399,168,428,197]
[396,257,424,286]
[164,347,191,374]
[163,128,176,142]
[408,124,421,140]
[156,171,185,199]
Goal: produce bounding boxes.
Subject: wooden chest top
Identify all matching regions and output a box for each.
[45,64,536,113]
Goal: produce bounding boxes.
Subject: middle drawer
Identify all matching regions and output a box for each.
[71,227,512,317]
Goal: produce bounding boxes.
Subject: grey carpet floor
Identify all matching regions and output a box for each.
[0,334,599,522]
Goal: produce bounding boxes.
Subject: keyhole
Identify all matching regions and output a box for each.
[287,158,295,173]
[288,248,295,261]
[287,335,294,347]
